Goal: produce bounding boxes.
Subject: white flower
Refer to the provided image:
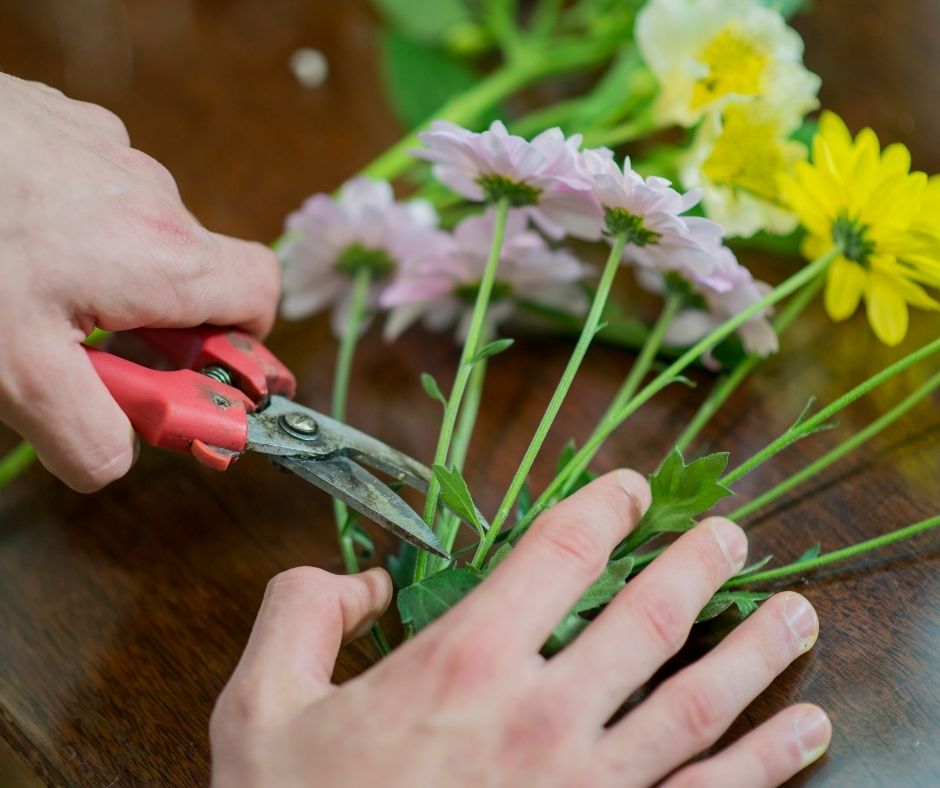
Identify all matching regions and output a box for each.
[680,104,806,237]
[639,246,779,359]
[380,209,589,341]
[279,177,453,335]
[636,0,820,128]
[414,121,599,240]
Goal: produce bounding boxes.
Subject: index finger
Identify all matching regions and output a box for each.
[442,469,650,657]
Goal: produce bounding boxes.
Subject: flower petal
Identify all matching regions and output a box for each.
[865,271,909,346]
[824,257,866,321]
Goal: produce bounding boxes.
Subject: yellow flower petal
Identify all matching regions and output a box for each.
[865,271,909,345]
[825,257,866,321]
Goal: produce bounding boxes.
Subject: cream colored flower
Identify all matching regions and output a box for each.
[680,104,807,237]
[636,0,820,128]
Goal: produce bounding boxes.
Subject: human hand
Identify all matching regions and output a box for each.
[0,73,280,491]
[210,470,829,787]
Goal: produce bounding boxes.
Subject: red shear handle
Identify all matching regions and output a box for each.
[86,347,255,471]
[134,326,296,403]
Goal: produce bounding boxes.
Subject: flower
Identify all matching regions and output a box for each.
[636,0,820,128]
[779,111,940,345]
[414,121,599,239]
[578,149,731,285]
[279,177,453,336]
[380,209,589,340]
[679,104,807,237]
[638,246,779,360]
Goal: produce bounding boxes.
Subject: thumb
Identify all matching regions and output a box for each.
[227,567,392,708]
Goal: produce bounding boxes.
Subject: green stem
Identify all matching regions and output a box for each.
[471,232,628,568]
[331,269,373,567]
[426,359,489,576]
[0,442,37,487]
[414,198,511,583]
[512,247,841,536]
[729,369,940,522]
[583,113,658,148]
[673,272,826,455]
[722,335,940,488]
[724,513,940,588]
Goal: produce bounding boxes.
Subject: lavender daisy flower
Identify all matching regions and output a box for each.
[414,121,599,240]
[380,209,589,341]
[638,246,779,360]
[279,177,454,336]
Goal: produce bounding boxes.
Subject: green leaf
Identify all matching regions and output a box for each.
[381,31,479,128]
[468,338,514,366]
[617,449,733,556]
[736,554,774,577]
[349,524,375,559]
[373,0,473,43]
[542,612,590,655]
[484,543,512,575]
[696,590,772,623]
[397,567,482,632]
[789,397,838,438]
[387,542,418,589]
[515,482,532,522]
[572,556,635,613]
[433,465,485,535]
[569,46,656,130]
[797,543,821,562]
[421,372,447,406]
[551,440,597,503]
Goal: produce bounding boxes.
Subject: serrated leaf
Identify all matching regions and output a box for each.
[573,556,635,613]
[797,543,821,562]
[381,31,479,128]
[468,338,514,366]
[696,590,772,623]
[484,543,512,575]
[397,567,482,632]
[735,554,774,577]
[421,372,447,406]
[629,449,734,549]
[433,465,485,535]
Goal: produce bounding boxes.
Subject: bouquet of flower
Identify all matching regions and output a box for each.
[272,0,940,655]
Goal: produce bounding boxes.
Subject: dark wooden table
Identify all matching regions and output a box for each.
[1,1,938,785]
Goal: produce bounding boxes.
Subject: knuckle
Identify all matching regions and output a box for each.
[502,694,568,753]
[662,767,711,788]
[68,448,134,493]
[83,101,129,142]
[119,147,179,190]
[134,196,207,256]
[671,678,725,745]
[635,587,688,654]
[538,517,608,579]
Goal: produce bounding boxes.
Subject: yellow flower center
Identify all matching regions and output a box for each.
[691,26,769,110]
[701,107,789,202]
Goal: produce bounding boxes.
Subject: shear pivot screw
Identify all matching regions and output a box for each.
[280,412,319,439]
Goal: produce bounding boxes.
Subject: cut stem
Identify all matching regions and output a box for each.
[471,232,628,568]
[512,247,841,537]
[722,335,940,487]
[414,198,511,582]
[729,369,940,522]
[724,513,940,588]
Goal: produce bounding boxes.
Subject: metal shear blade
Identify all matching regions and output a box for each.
[271,454,447,559]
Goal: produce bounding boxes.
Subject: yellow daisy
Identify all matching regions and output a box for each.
[779,111,940,345]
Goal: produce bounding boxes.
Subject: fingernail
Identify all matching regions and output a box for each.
[782,594,818,651]
[710,519,747,570]
[797,707,831,765]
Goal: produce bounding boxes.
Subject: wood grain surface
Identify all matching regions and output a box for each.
[0,1,938,785]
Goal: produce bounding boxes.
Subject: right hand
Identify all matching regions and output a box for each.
[210,470,829,787]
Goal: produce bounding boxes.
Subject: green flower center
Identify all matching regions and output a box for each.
[335,244,395,278]
[831,215,875,266]
[605,208,661,246]
[454,280,514,304]
[477,174,542,206]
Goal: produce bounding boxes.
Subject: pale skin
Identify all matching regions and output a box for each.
[0,74,831,786]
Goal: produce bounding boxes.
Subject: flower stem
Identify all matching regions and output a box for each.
[331,268,372,567]
[673,272,826,456]
[724,513,940,588]
[728,369,940,522]
[0,442,37,488]
[721,335,940,488]
[512,247,841,536]
[471,232,628,569]
[413,198,511,583]
[583,113,658,148]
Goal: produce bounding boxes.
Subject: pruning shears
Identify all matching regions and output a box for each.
[84,326,448,558]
